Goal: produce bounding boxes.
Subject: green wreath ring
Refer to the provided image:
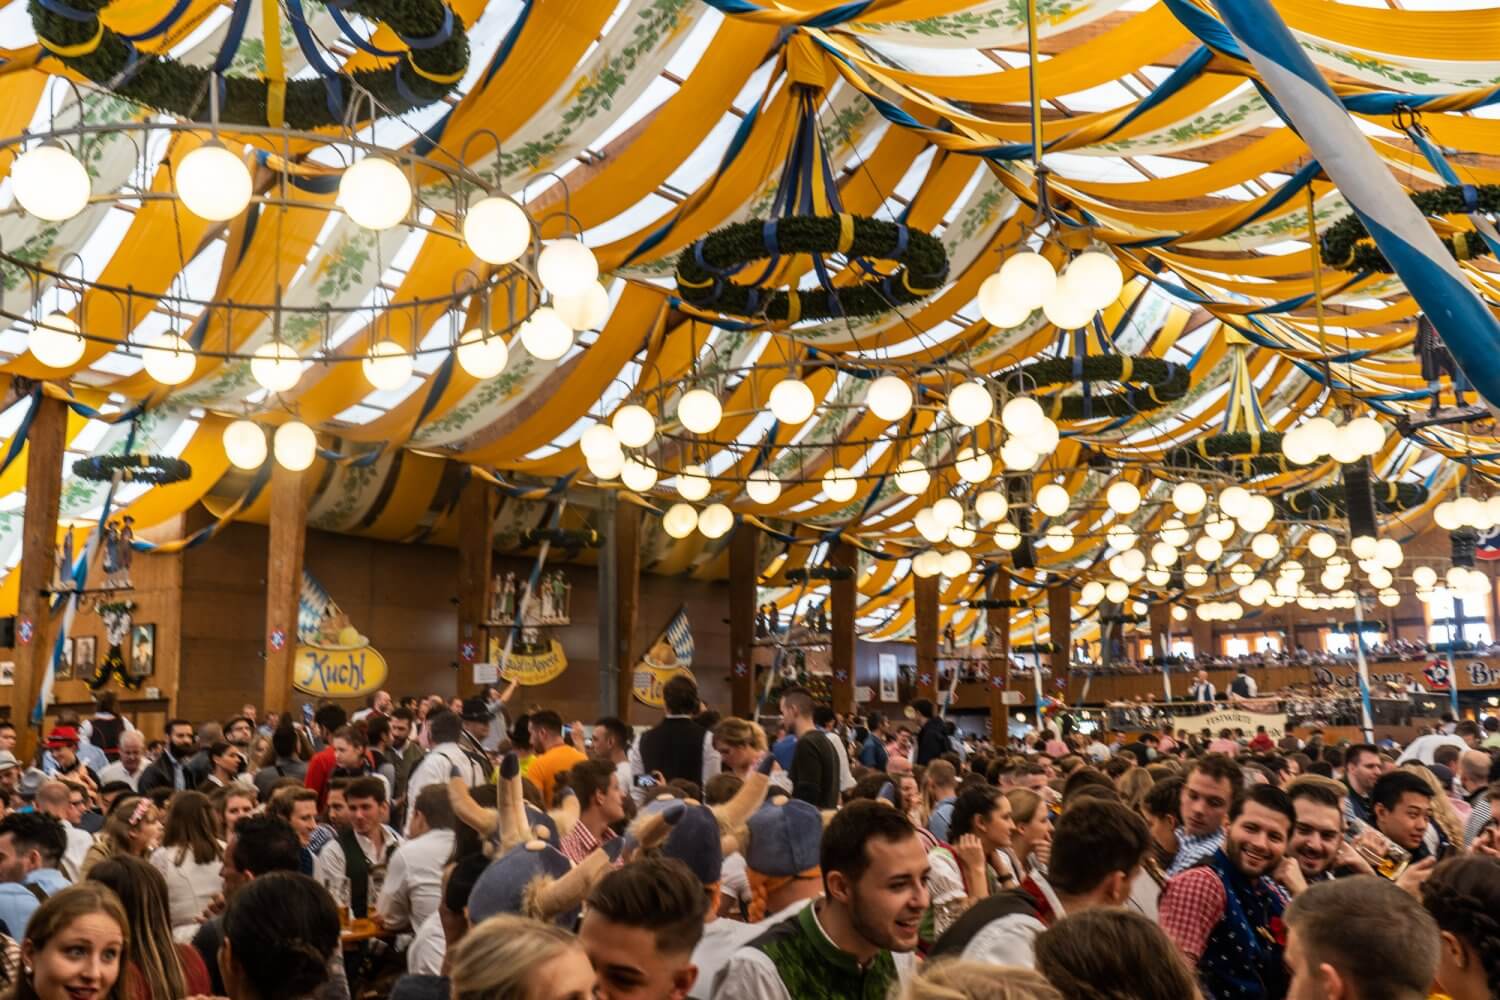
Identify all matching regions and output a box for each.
[1000,355,1189,421]
[674,214,949,322]
[1273,480,1428,520]
[72,454,192,485]
[1165,431,1290,476]
[1321,184,1500,272]
[29,0,469,128]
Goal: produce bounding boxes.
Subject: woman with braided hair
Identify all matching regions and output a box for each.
[1421,857,1500,1000]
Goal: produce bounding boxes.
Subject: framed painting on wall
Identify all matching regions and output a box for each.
[128,625,155,679]
[55,640,73,681]
[72,636,96,680]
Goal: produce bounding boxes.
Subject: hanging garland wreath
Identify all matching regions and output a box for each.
[1320,184,1500,272]
[1000,355,1189,421]
[29,0,469,128]
[674,215,949,322]
[1164,431,1290,477]
[72,454,192,485]
[1274,480,1428,520]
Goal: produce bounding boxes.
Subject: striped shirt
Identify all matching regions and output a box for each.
[558,821,616,865]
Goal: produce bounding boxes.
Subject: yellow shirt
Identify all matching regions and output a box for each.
[527,743,587,808]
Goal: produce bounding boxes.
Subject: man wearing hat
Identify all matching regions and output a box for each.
[458,696,493,756]
[0,751,21,808]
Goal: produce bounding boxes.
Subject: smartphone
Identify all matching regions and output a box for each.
[302,704,314,726]
[634,774,658,789]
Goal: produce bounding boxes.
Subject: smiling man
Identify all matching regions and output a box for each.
[714,800,930,1000]
[1160,784,1295,1000]
[1285,778,1348,886]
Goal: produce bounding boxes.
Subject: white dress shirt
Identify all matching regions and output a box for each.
[823,730,855,792]
[407,910,446,975]
[313,825,403,909]
[374,828,454,932]
[98,760,146,791]
[627,718,721,804]
[62,825,92,880]
[403,744,486,837]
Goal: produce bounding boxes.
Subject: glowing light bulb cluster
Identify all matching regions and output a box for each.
[1434,495,1500,532]
[978,249,1123,331]
[1283,415,1386,466]
[1196,601,1243,621]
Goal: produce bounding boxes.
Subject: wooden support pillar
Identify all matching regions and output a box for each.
[728,523,758,718]
[12,395,67,753]
[986,569,1011,743]
[1190,616,1214,659]
[914,574,939,702]
[1148,602,1171,659]
[455,476,496,700]
[262,462,307,717]
[829,540,856,716]
[1048,584,1072,699]
[613,503,640,722]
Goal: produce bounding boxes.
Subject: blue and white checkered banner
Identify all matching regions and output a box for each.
[1205,0,1500,412]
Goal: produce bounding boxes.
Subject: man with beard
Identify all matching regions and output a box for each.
[715,801,930,999]
[137,718,199,794]
[1168,754,1242,875]
[1160,785,1295,1000]
[1282,778,1351,888]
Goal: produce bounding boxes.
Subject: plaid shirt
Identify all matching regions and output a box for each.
[1168,828,1224,876]
[1158,867,1227,962]
[558,820,617,865]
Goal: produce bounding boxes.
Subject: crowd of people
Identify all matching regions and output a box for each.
[0,680,1491,999]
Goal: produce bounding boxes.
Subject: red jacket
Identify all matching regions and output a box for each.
[304,745,337,808]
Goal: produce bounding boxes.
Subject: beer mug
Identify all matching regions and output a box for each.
[1354,832,1409,881]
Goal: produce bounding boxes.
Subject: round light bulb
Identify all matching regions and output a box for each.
[1448,566,1469,589]
[586,447,625,480]
[537,238,599,299]
[1041,279,1095,331]
[1151,541,1178,567]
[1308,531,1337,560]
[580,423,620,458]
[175,141,251,221]
[1350,535,1378,561]
[1375,537,1403,569]
[1065,250,1124,310]
[362,340,414,391]
[1000,441,1037,471]
[1367,567,1393,589]
[677,389,722,434]
[975,490,1008,523]
[1346,415,1385,457]
[456,328,509,379]
[1106,480,1141,515]
[978,273,1033,329]
[933,497,964,529]
[954,447,993,484]
[1282,430,1319,467]
[1160,518,1190,548]
[552,283,611,332]
[676,465,710,502]
[1080,581,1105,606]
[998,251,1057,310]
[698,503,733,539]
[337,156,411,230]
[893,459,931,497]
[1230,563,1255,587]
[611,404,655,448]
[1031,417,1060,456]
[1105,581,1129,604]
[1251,533,1280,560]
[273,421,318,471]
[1413,565,1437,589]
[28,313,85,369]
[1184,564,1208,588]
[994,523,1021,550]
[867,375,913,421]
[912,551,943,579]
[1044,524,1074,552]
[941,550,973,579]
[746,470,781,505]
[1434,502,1461,532]
[12,142,90,221]
[822,467,857,503]
[947,381,993,427]
[620,459,658,492]
[1205,516,1236,542]
[463,194,531,265]
[140,333,196,385]
[250,342,303,393]
[1001,397,1045,436]
[1172,481,1207,515]
[1456,496,1484,527]
[769,379,816,425]
[1147,567,1171,587]
[1172,606,1188,621]
[1195,536,1223,562]
[1327,427,1362,465]
[662,503,698,539]
[1218,485,1251,519]
[914,508,948,545]
[1378,589,1400,607]
[1036,483,1070,518]
[1107,524,1138,552]
[948,523,977,548]
[518,306,573,361]
[222,419,267,470]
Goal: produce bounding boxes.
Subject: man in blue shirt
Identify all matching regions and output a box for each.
[858,712,890,770]
[0,813,70,939]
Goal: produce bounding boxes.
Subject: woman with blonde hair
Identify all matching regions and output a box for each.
[86,856,209,999]
[81,797,161,877]
[449,913,595,999]
[712,718,768,780]
[897,959,1061,1000]
[3,883,130,1000]
[1115,767,1154,815]
[1002,788,1051,876]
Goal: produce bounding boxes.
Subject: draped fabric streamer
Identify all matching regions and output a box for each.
[1204,0,1500,410]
